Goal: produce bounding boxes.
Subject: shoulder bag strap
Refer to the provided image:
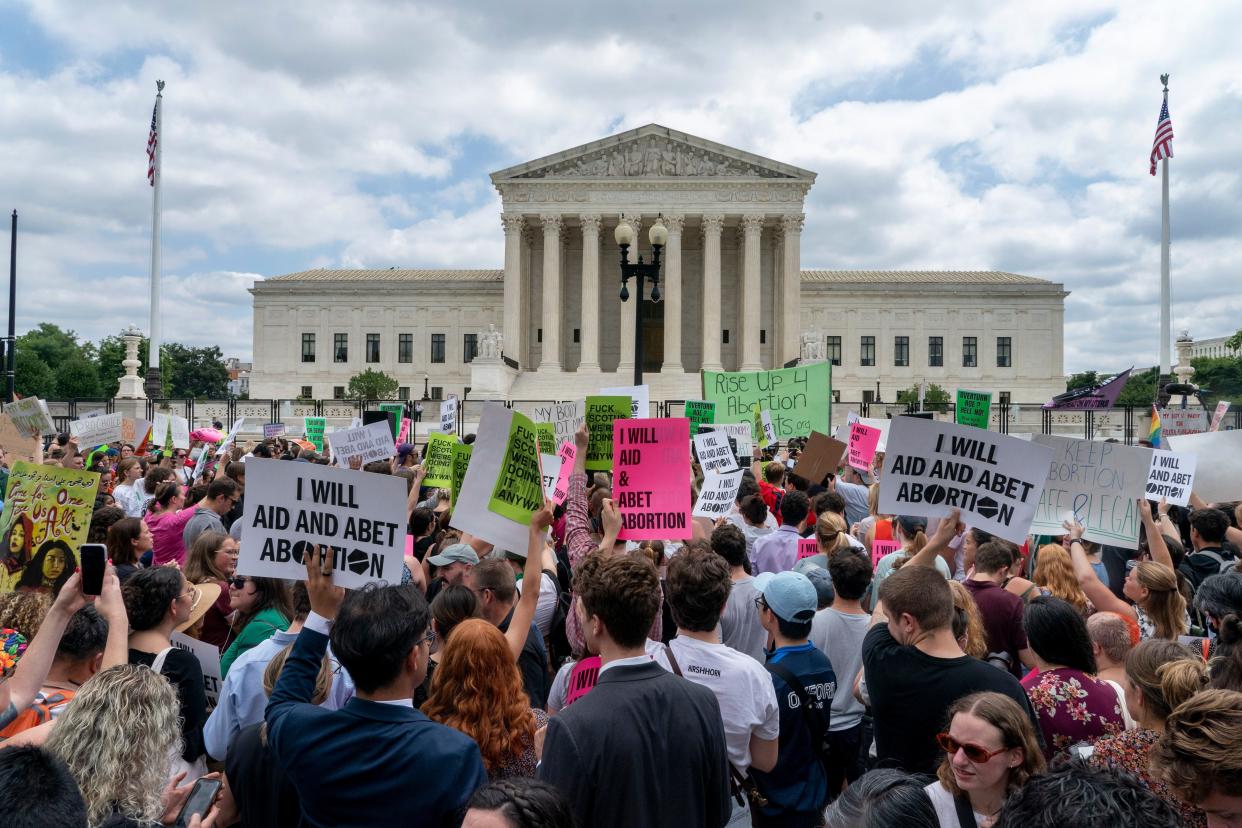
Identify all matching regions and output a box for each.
[953,791,978,828]
[150,646,175,675]
[765,660,831,770]
[662,643,683,677]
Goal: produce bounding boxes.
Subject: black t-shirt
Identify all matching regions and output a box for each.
[129,646,207,762]
[862,624,1040,774]
[499,609,550,709]
[226,723,301,828]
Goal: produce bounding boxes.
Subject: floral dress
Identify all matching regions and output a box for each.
[1021,667,1126,760]
[1090,728,1207,828]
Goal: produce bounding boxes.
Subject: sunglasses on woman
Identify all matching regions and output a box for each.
[936,732,1008,763]
[228,577,250,589]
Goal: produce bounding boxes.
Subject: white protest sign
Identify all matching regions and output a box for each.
[453,402,538,552]
[440,398,458,433]
[4,398,56,437]
[551,441,576,505]
[80,409,108,419]
[858,417,891,452]
[215,417,246,457]
[151,413,170,447]
[327,421,396,468]
[1210,401,1230,432]
[879,417,1053,545]
[171,631,223,708]
[1146,450,1197,507]
[170,416,191,450]
[1030,435,1153,549]
[237,458,406,589]
[68,412,124,448]
[693,470,745,519]
[541,452,561,501]
[1159,407,1209,437]
[712,422,753,460]
[600,384,650,419]
[694,430,739,473]
[1167,430,1242,502]
[760,410,777,445]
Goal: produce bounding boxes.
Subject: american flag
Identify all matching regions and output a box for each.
[146,101,158,186]
[1149,93,1173,175]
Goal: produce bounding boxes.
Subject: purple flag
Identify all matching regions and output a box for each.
[1043,368,1133,410]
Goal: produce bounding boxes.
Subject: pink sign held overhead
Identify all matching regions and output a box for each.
[870,539,902,568]
[797,538,819,560]
[397,417,412,444]
[551,440,577,505]
[1211,401,1231,432]
[848,422,882,472]
[613,417,692,541]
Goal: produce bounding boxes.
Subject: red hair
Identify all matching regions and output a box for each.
[422,618,535,773]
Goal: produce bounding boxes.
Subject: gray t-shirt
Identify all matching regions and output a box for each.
[719,577,768,663]
[810,607,871,731]
[183,507,226,551]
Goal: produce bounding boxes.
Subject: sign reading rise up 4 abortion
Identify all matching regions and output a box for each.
[703,362,831,440]
[613,418,691,541]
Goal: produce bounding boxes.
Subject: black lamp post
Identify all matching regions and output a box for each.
[616,215,667,386]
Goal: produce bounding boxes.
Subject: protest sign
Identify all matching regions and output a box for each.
[440,398,458,433]
[238,458,405,588]
[379,403,405,439]
[488,411,543,525]
[857,417,890,452]
[1030,435,1153,549]
[215,418,245,457]
[1044,368,1132,410]
[600,384,650,419]
[170,416,191,450]
[614,418,691,541]
[870,539,902,568]
[450,442,472,508]
[531,400,586,443]
[423,433,457,488]
[1167,430,1242,502]
[1210,401,1230,432]
[551,441,576,505]
[3,398,56,437]
[68,412,124,448]
[1159,407,1209,437]
[692,470,744,519]
[751,404,766,448]
[455,403,543,551]
[713,422,753,462]
[535,422,557,455]
[694,430,740,474]
[1146,450,1197,507]
[847,422,881,472]
[0,461,99,592]
[956,390,992,429]
[879,418,1052,545]
[540,453,561,502]
[397,418,411,445]
[797,538,818,560]
[150,413,169,448]
[263,423,287,440]
[0,415,39,463]
[327,421,395,468]
[791,431,847,485]
[171,632,222,708]
[685,400,715,433]
[304,417,326,452]
[760,408,776,445]
[584,396,631,472]
[702,362,831,439]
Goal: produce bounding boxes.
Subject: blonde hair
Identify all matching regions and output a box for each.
[1136,561,1189,640]
[262,643,333,705]
[1032,544,1089,613]
[1153,688,1242,802]
[1125,639,1209,722]
[0,590,52,640]
[46,664,180,827]
[947,580,989,660]
[814,513,850,556]
[936,692,1046,797]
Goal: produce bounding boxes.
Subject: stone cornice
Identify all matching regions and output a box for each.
[495,179,812,212]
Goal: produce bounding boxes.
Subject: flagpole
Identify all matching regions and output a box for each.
[145,80,164,398]
[1158,73,1172,379]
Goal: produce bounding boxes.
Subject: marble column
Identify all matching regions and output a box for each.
[773,229,784,367]
[740,214,764,370]
[617,215,639,373]
[539,214,563,372]
[501,213,525,367]
[661,214,684,372]
[700,214,724,372]
[578,214,602,372]
[780,214,805,366]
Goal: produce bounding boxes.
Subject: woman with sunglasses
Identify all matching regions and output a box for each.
[184,530,241,649]
[925,691,1045,827]
[220,575,293,677]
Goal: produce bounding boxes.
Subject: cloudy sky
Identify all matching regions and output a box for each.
[1,0,1238,373]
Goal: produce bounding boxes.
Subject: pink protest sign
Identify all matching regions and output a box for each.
[848,422,881,471]
[1211,401,1230,432]
[870,539,902,567]
[397,418,411,444]
[613,417,691,541]
[797,537,819,560]
[551,440,577,505]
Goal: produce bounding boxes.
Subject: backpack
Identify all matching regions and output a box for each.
[0,689,75,738]
[765,660,834,781]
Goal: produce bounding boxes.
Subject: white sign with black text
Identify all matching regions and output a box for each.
[327,421,397,468]
[693,470,745,519]
[1145,450,1197,507]
[694,430,740,474]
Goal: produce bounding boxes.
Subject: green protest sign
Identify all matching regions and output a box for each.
[488,411,543,525]
[423,432,456,487]
[685,400,715,433]
[535,422,556,455]
[955,389,992,430]
[584,396,631,471]
[450,441,472,508]
[304,417,326,451]
[379,403,405,439]
[702,362,831,439]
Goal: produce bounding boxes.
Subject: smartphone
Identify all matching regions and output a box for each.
[79,543,107,596]
[175,777,221,828]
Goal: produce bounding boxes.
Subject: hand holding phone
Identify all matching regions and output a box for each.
[176,777,221,828]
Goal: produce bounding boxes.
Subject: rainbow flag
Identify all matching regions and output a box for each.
[1149,405,1163,448]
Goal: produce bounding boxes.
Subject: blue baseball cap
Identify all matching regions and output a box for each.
[753,571,818,623]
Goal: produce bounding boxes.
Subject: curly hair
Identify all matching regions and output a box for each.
[467,778,577,828]
[46,664,180,827]
[0,590,51,641]
[946,580,988,660]
[422,618,536,774]
[937,691,1046,797]
[1151,688,1242,803]
[1032,544,1089,613]
[122,566,184,631]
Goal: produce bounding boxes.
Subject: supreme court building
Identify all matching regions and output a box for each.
[250,124,1068,405]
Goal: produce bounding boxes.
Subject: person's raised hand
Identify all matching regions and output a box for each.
[304,545,345,621]
[573,423,589,452]
[931,509,961,545]
[600,497,622,538]
[94,564,127,624]
[1062,518,1085,540]
[50,569,88,617]
[531,502,555,534]
[1158,496,1170,518]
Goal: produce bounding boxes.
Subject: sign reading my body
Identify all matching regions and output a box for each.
[891,433,1036,526]
[711,369,812,436]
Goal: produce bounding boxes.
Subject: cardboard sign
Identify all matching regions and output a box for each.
[379,403,406,439]
[692,470,745,519]
[797,537,819,560]
[263,423,287,440]
[847,422,882,472]
[170,416,191,450]
[488,411,543,525]
[1030,435,1153,549]
[1166,430,1242,502]
[551,441,576,505]
[685,400,716,433]
[879,418,1053,545]
[1210,401,1230,432]
[1146,450,1197,507]
[423,432,456,488]
[870,538,902,568]
[237,458,405,589]
[535,422,557,455]
[791,431,847,485]
[171,631,223,708]
[702,362,831,439]
[450,442,472,508]
[614,418,692,541]
[304,417,326,452]
[327,421,396,468]
[584,396,631,472]
[0,415,40,463]
[3,398,56,437]
[454,403,541,552]
[693,430,739,474]
[600,384,650,419]
[1159,408,1209,438]
[68,412,124,448]
[440,398,458,433]
[0,461,99,592]
[956,389,992,429]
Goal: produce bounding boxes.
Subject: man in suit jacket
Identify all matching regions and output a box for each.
[539,553,731,827]
[266,546,486,828]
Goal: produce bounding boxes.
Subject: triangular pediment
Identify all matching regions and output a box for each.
[490,124,816,182]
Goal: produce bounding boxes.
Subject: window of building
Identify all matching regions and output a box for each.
[463,333,478,363]
[962,336,978,368]
[997,336,1012,368]
[862,389,875,404]
[861,336,876,367]
[431,333,446,363]
[826,336,842,366]
[831,390,841,403]
[999,391,1011,405]
[537,328,542,343]
[333,386,345,399]
[431,386,443,400]
[398,333,413,364]
[366,333,380,363]
[301,333,315,363]
[300,385,313,399]
[894,336,909,367]
[573,328,580,343]
[760,329,766,344]
[723,330,730,344]
[929,336,943,367]
[333,333,348,363]
[397,387,410,401]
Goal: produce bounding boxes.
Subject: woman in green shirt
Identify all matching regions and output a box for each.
[220,575,293,676]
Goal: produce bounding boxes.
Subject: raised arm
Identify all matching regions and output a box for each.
[563,425,595,567]
[1139,498,1174,571]
[95,565,131,670]
[505,505,554,662]
[907,509,960,569]
[1064,520,1135,620]
[0,571,88,722]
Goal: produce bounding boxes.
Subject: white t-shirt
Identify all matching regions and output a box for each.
[924,781,984,827]
[516,571,559,637]
[668,635,779,773]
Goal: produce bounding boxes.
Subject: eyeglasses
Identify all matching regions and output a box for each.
[420,629,437,647]
[753,595,768,612]
[936,732,1009,763]
[228,577,249,589]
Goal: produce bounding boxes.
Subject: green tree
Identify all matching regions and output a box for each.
[53,352,103,398]
[14,349,55,399]
[96,334,149,398]
[347,369,398,400]
[1066,371,1100,390]
[1117,367,1161,407]
[896,383,951,409]
[1227,329,1242,352]
[1191,356,1242,402]
[162,343,229,399]
[17,323,90,367]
